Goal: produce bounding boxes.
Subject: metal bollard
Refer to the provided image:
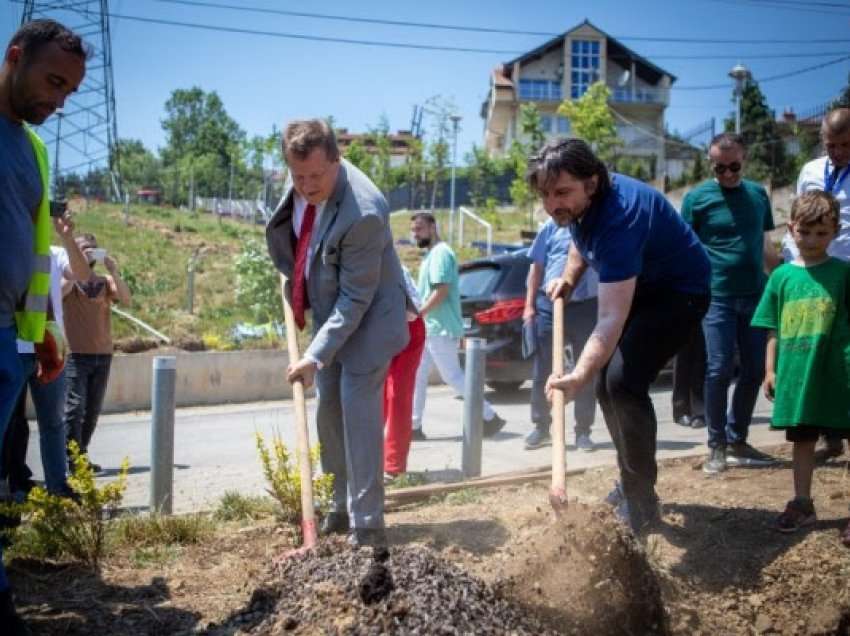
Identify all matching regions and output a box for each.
[186,260,195,314]
[462,338,486,479]
[150,356,176,514]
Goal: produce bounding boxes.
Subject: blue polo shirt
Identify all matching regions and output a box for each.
[569,174,710,296]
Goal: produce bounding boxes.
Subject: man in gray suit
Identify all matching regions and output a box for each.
[266,119,410,548]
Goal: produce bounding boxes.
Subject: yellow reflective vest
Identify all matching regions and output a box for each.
[15,125,51,343]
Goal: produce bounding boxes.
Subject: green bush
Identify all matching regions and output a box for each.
[234,240,282,323]
[4,442,129,568]
[255,432,334,529]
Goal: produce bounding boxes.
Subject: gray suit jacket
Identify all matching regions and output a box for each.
[266,159,410,374]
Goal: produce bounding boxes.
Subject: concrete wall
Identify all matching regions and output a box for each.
[30,349,447,415]
[100,349,297,413]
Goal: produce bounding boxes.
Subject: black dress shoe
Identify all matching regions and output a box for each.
[675,415,692,428]
[483,414,506,437]
[690,416,706,429]
[319,511,350,536]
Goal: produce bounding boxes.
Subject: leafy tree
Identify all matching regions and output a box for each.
[234,240,281,323]
[427,138,449,210]
[112,139,161,194]
[832,73,850,109]
[507,104,546,221]
[724,81,789,186]
[344,138,374,177]
[519,103,545,153]
[558,82,621,162]
[466,144,509,207]
[691,151,707,183]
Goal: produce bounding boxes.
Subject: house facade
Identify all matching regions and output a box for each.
[336,128,417,169]
[481,20,675,178]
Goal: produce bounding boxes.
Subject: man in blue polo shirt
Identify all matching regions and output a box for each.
[534,138,711,534]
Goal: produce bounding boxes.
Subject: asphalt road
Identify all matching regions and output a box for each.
[25,381,777,514]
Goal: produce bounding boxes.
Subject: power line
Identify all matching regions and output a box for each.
[701,0,850,15]
[144,0,850,44]
[674,54,850,89]
[650,51,849,60]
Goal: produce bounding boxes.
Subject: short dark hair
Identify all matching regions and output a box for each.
[791,190,840,229]
[526,138,610,202]
[410,211,436,226]
[822,108,850,137]
[7,19,89,62]
[709,132,746,153]
[282,119,340,162]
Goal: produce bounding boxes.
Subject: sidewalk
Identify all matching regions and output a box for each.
[25,382,778,514]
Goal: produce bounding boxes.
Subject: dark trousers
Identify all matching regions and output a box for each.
[597,290,709,523]
[671,324,706,421]
[63,353,112,456]
[1,389,31,493]
[531,298,598,436]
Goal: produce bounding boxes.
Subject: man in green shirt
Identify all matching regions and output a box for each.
[681,133,781,474]
[410,213,505,439]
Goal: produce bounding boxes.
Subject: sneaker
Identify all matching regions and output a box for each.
[703,447,727,474]
[814,439,844,463]
[775,497,817,533]
[524,428,551,450]
[383,472,399,486]
[411,428,427,442]
[841,518,850,548]
[575,433,594,452]
[604,481,625,507]
[727,443,778,467]
[674,415,692,428]
[483,413,506,438]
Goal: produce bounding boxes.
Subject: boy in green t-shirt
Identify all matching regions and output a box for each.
[752,191,850,544]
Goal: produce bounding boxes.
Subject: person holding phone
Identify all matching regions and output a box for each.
[61,233,131,473]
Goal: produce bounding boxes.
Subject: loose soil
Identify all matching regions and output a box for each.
[10,444,850,635]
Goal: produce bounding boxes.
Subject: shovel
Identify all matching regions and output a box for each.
[549,296,568,515]
[278,273,318,553]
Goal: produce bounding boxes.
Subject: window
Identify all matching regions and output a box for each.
[557,117,570,134]
[540,115,553,133]
[518,79,563,101]
[570,39,601,98]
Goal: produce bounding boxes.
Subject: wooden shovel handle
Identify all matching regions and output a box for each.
[280,274,317,548]
[550,296,567,512]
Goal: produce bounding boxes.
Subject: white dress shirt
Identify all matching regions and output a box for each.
[783,155,850,261]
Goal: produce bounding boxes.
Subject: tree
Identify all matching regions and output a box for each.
[160,87,246,203]
[724,81,789,186]
[558,82,621,162]
[507,104,546,221]
[466,145,508,207]
[519,103,545,153]
[112,139,161,194]
[832,73,850,109]
[344,139,375,177]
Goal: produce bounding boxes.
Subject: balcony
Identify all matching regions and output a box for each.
[611,86,669,106]
[517,79,563,102]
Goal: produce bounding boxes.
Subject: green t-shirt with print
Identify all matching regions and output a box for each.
[682,179,775,297]
[751,258,850,429]
[417,241,464,338]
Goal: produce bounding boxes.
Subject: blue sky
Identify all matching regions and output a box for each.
[3,0,849,171]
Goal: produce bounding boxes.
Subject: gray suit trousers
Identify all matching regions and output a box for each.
[316,359,389,530]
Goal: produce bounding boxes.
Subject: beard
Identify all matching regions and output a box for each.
[416,236,433,249]
[551,208,578,227]
[9,71,53,125]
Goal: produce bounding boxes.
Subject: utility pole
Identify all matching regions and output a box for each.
[729,63,751,135]
[449,114,462,246]
[21,1,122,198]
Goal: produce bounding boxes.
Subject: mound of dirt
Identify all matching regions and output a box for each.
[113,336,160,353]
[496,503,668,636]
[204,538,556,635]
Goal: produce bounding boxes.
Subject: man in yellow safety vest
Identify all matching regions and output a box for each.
[0,18,87,635]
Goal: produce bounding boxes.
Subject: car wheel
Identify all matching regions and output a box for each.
[486,381,523,394]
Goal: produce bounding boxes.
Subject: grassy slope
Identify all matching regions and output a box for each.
[67,202,539,350]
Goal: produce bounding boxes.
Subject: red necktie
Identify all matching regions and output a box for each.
[292,203,316,330]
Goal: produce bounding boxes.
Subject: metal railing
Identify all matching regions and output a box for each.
[194,197,272,223]
[459,206,493,255]
[611,87,669,106]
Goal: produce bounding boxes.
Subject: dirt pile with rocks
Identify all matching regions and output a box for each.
[203,538,557,635]
[496,503,668,635]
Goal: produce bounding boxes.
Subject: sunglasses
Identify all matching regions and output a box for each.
[713,162,742,175]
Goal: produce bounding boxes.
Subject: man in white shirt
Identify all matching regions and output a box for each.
[1,213,90,497]
[783,107,850,460]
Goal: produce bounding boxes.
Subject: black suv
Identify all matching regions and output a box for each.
[457,250,532,394]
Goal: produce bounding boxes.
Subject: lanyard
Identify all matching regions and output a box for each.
[824,160,850,194]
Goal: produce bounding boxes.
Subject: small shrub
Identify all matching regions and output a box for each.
[386,472,428,490]
[445,488,482,506]
[5,442,129,568]
[255,432,334,528]
[112,512,214,548]
[214,491,276,522]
